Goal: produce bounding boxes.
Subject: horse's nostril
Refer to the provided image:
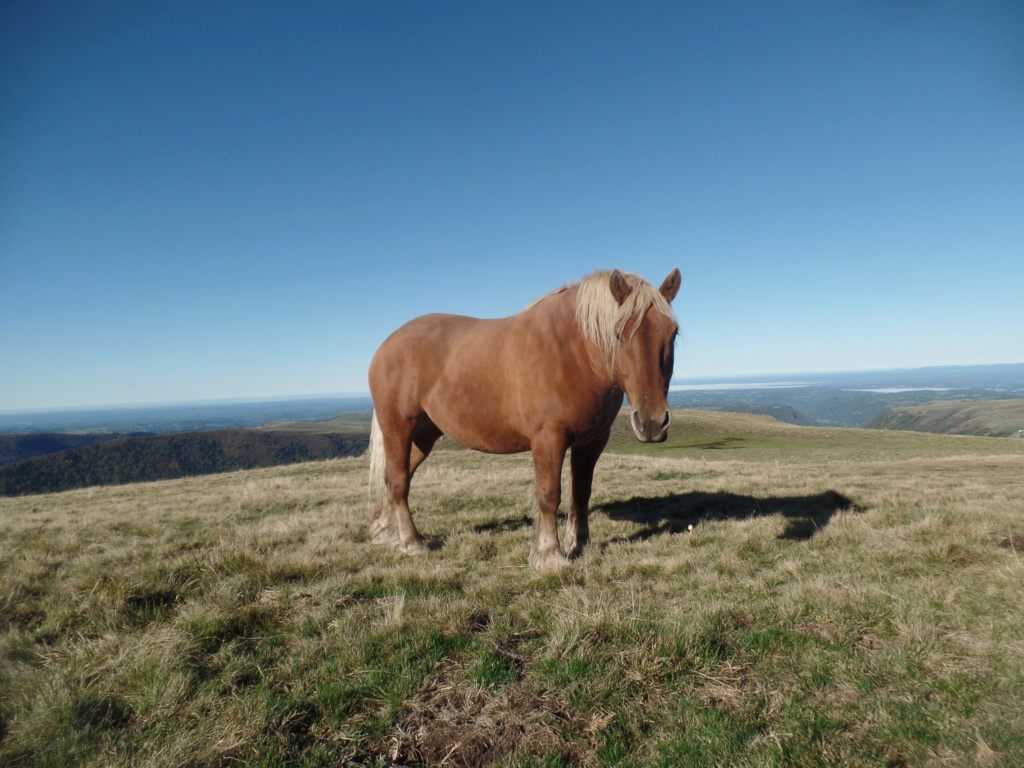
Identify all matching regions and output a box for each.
[631,409,644,436]
[662,411,671,430]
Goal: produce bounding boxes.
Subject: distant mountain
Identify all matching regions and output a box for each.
[669,385,1021,428]
[0,433,150,467]
[0,429,369,497]
[866,399,1024,437]
[0,396,374,435]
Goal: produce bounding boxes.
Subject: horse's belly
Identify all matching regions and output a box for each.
[430,413,531,455]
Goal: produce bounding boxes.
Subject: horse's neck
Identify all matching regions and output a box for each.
[531,287,617,389]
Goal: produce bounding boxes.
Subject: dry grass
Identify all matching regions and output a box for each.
[2,412,1024,767]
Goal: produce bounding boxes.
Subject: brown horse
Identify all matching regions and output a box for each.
[367,268,681,567]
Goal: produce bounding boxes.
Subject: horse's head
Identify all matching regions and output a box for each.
[610,268,681,443]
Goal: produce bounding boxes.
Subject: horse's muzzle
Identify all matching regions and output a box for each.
[631,408,671,443]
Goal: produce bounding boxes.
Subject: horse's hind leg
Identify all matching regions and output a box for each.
[375,418,441,555]
[409,420,443,478]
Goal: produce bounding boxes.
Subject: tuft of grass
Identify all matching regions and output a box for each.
[647,469,714,482]
[467,649,520,688]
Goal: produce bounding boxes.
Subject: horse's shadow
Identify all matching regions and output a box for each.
[596,489,862,544]
[472,515,533,535]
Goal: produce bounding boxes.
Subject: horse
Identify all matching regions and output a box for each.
[367,268,681,567]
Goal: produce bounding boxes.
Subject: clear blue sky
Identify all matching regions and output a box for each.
[2,1,1022,411]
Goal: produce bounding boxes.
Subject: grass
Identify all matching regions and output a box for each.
[2,411,1024,766]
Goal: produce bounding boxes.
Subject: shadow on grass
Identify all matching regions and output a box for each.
[597,490,862,543]
[472,515,533,534]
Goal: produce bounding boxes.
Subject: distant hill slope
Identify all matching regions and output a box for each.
[695,404,818,426]
[0,433,149,467]
[0,429,369,496]
[866,398,1024,437]
[261,413,375,433]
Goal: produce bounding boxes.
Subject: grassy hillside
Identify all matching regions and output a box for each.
[607,408,1024,462]
[867,398,1024,437]
[2,412,1024,767]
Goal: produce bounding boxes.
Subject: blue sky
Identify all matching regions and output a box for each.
[2,1,1022,411]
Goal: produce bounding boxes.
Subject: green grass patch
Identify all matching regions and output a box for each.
[467,649,520,688]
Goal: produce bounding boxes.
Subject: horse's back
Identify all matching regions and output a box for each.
[370,311,549,451]
[371,312,500,371]
[369,312,508,403]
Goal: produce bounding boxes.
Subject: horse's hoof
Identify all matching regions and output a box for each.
[565,542,588,560]
[370,528,397,546]
[528,546,570,570]
[398,539,430,555]
[564,533,589,560]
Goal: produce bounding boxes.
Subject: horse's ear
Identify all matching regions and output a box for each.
[609,270,632,305]
[659,268,681,303]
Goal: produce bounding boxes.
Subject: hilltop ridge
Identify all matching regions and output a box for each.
[867,398,1024,437]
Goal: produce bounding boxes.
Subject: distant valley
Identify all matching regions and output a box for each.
[1,363,1021,496]
[667,363,1024,428]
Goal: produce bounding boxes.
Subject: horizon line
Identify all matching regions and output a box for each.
[2,361,1022,416]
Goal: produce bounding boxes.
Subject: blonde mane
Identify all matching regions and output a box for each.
[574,270,676,365]
[521,270,677,367]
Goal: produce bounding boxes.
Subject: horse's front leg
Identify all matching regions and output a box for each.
[528,433,570,569]
[565,438,606,559]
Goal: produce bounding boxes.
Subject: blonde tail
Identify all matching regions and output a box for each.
[367,412,388,537]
